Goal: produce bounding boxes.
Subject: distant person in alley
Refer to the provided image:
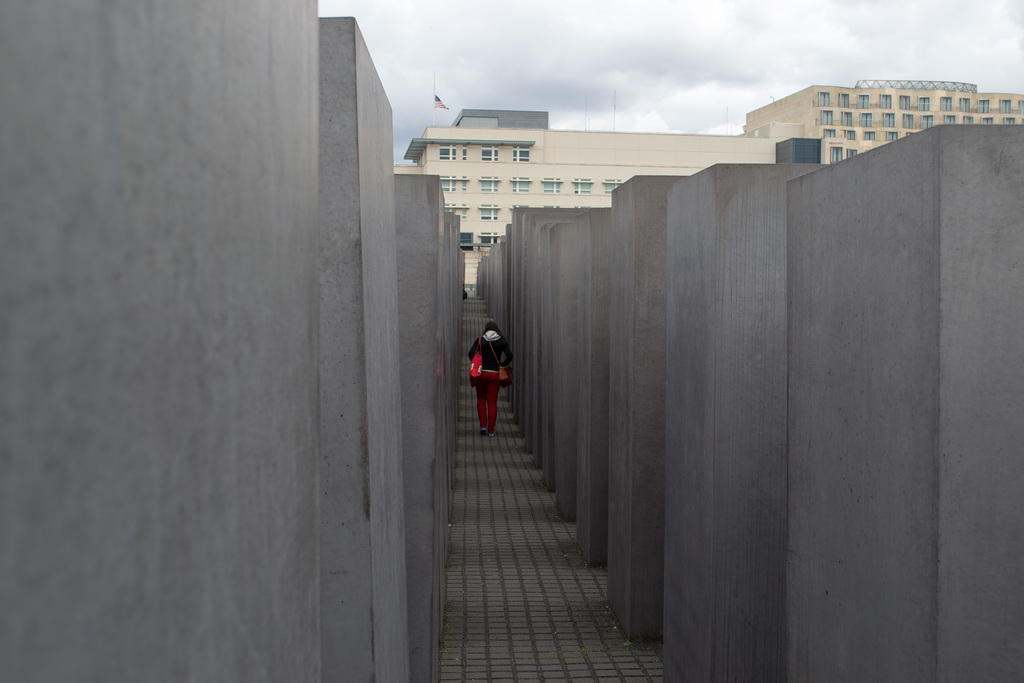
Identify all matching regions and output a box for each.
[468,322,513,436]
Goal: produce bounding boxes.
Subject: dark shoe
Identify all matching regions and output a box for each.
[488,432,495,437]
[480,428,487,434]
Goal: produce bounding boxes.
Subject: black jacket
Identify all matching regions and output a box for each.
[468,336,513,372]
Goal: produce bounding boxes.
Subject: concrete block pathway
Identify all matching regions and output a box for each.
[440,298,663,681]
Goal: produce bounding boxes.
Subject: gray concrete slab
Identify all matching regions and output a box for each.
[537,222,557,489]
[551,221,584,520]
[0,4,319,682]
[663,164,819,682]
[508,208,585,472]
[787,126,1024,682]
[395,175,461,683]
[606,176,683,638]
[319,18,408,683]
[576,209,614,565]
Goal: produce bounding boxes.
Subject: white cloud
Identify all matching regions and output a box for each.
[320,0,1024,162]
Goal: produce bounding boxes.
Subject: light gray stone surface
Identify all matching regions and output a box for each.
[319,18,409,683]
[0,4,320,682]
[663,164,818,682]
[787,126,1024,682]
[576,209,614,564]
[395,175,460,683]
[606,176,682,638]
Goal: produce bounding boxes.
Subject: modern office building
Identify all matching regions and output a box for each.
[396,109,803,247]
[745,81,1024,164]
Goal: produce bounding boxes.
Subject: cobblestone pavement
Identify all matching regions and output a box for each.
[440,298,663,682]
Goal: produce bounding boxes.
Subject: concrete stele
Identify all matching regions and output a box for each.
[319,18,409,683]
[551,220,584,519]
[1,3,320,681]
[395,175,461,683]
[606,175,682,638]
[787,126,1024,682]
[576,208,614,564]
[663,164,818,682]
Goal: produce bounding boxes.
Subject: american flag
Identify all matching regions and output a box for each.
[434,95,449,110]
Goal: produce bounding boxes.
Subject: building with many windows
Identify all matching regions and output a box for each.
[396,109,802,247]
[745,81,1024,163]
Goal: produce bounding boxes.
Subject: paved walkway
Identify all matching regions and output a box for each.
[440,298,663,682]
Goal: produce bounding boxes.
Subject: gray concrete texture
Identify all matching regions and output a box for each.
[536,221,557,488]
[606,176,682,638]
[1,4,320,682]
[663,164,819,682]
[319,18,409,683]
[551,221,584,520]
[446,211,465,494]
[506,209,585,471]
[575,209,614,565]
[787,126,1024,682]
[395,175,462,683]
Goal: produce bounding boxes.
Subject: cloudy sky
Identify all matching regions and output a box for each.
[319,0,1024,163]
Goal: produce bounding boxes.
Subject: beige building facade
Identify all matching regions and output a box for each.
[396,109,798,245]
[745,81,1024,164]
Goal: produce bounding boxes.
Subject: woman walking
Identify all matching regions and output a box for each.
[468,321,513,436]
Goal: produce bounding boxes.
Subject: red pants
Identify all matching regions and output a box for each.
[475,372,500,432]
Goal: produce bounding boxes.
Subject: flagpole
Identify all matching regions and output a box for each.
[433,72,436,127]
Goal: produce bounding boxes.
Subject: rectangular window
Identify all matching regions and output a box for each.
[903,113,914,128]
[880,94,892,109]
[439,145,465,161]
[940,97,953,111]
[441,176,467,192]
[818,91,831,106]
[604,180,622,194]
[823,129,836,138]
[978,99,990,113]
[480,146,499,162]
[511,178,531,193]
[982,117,994,124]
[921,115,934,129]
[479,232,500,245]
[572,179,592,195]
[1000,99,1012,114]
[883,112,896,127]
[543,179,561,194]
[858,94,870,109]
[821,110,833,125]
[860,112,873,127]
[1005,117,1017,125]
[839,93,850,108]
[886,131,899,141]
[480,177,499,193]
[960,98,972,112]
[963,115,974,124]
[1019,101,1024,115]
[864,131,876,141]
[900,95,911,109]
[480,206,499,220]
[841,111,853,126]
[918,97,930,111]
[446,205,468,219]
[459,232,473,248]
[847,149,858,159]
[845,130,856,140]
[830,146,844,163]
[512,147,530,162]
